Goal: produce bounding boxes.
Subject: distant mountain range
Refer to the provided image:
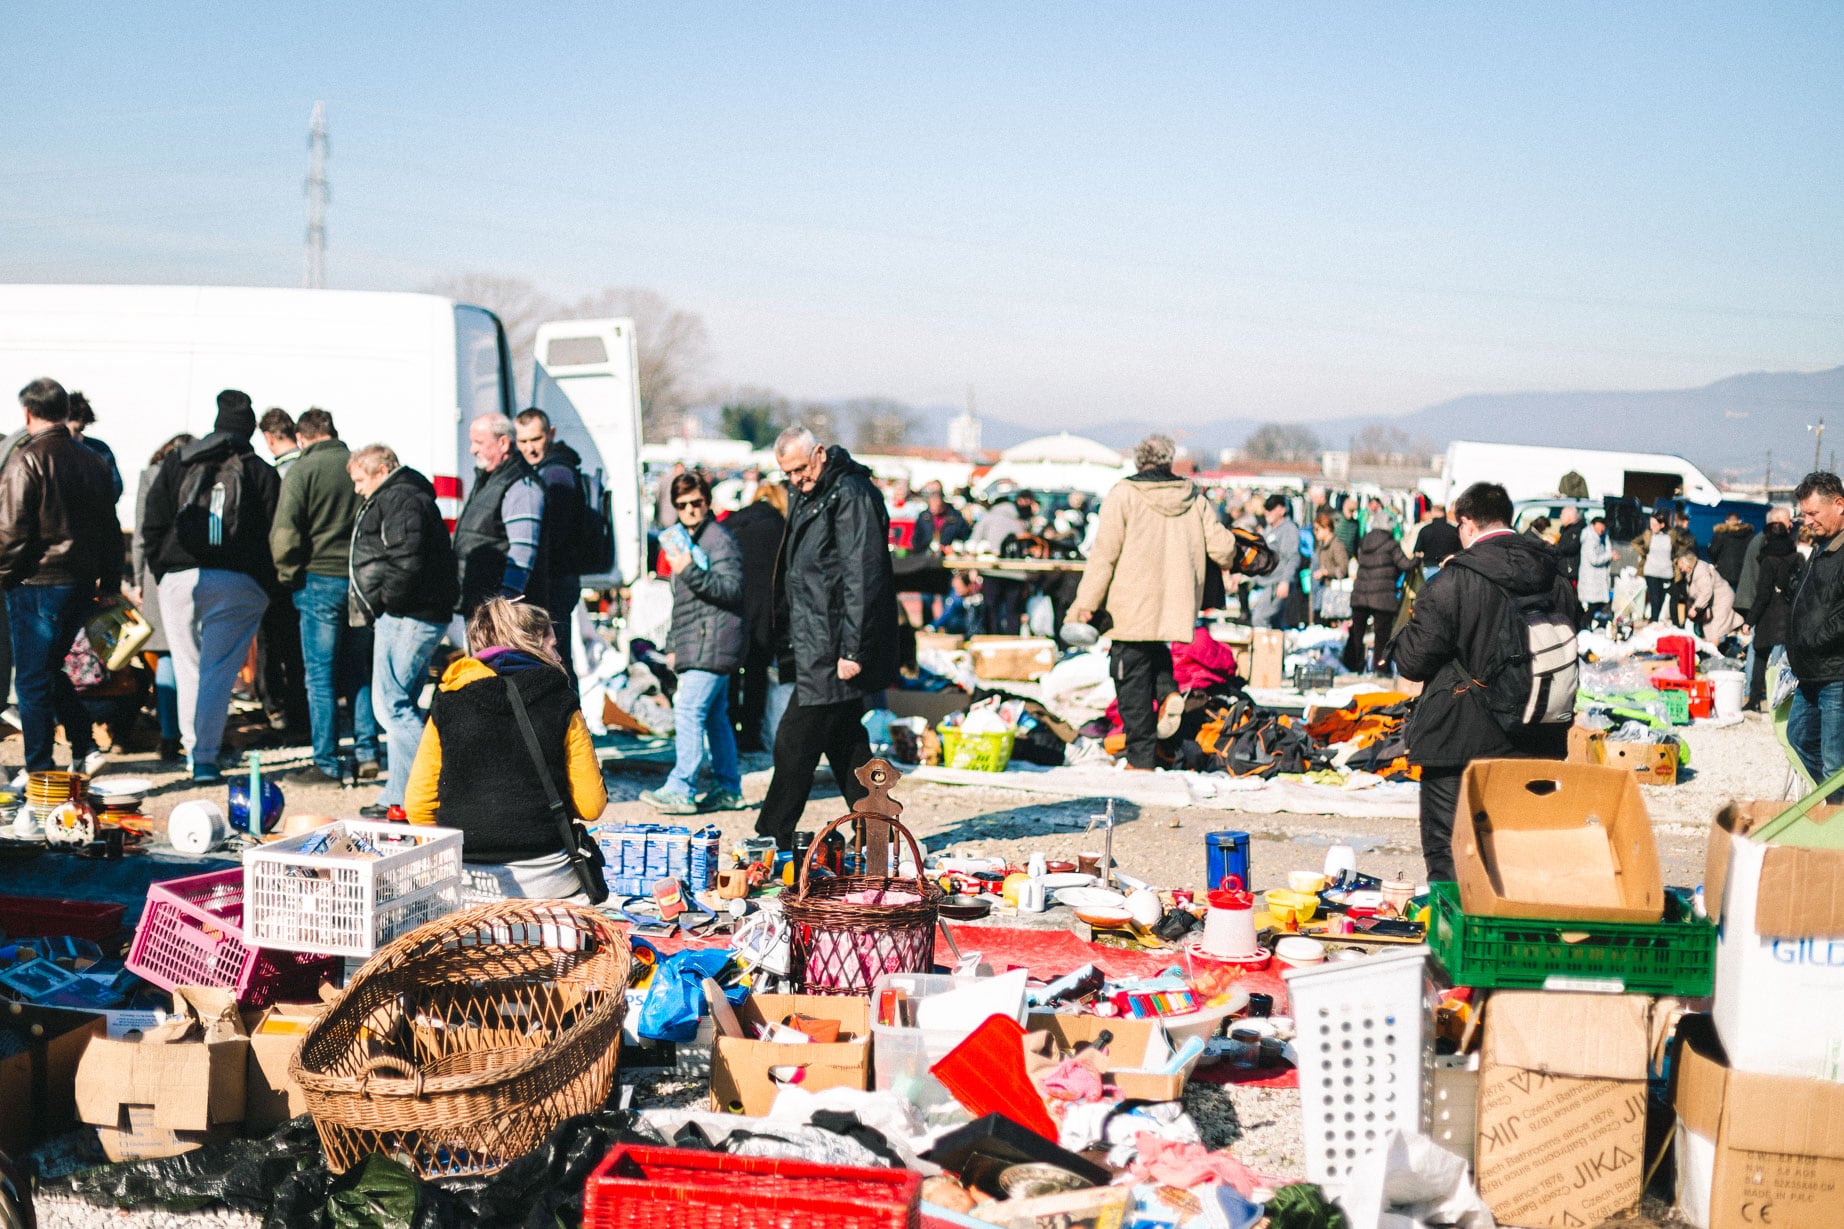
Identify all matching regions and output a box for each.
[919,367,1844,484]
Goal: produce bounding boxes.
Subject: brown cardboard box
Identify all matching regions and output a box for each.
[1604,739,1678,785]
[242,1001,325,1132]
[0,1003,106,1154]
[75,987,248,1161]
[967,636,1057,681]
[1474,992,1650,1228]
[710,993,870,1116]
[1025,1013,1200,1102]
[915,630,966,653]
[1675,1015,1844,1229]
[1454,759,1665,923]
[1248,629,1284,690]
[1566,723,1606,765]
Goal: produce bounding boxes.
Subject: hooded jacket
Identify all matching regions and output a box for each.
[139,431,281,584]
[1074,469,1245,643]
[270,437,362,588]
[1789,532,1844,684]
[724,499,785,654]
[668,517,746,673]
[1748,524,1798,646]
[350,465,459,625]
[1393,531,1582,768]
[1352,528,1413,612]
[773,445,900,706]
[532,441,586,581]
[0,423,121,591]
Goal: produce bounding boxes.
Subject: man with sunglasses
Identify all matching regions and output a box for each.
[1789,472,1844,798]
[755,426,900,849]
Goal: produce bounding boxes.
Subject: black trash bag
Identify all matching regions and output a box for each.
[55,1117,326,1215]
[328,1154,420,1229]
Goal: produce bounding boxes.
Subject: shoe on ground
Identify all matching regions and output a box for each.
[1155,692,1184,740]
[357,760,381,781]
[76,749,109,777]
[640,788,699,815]
[358,803,395,820]
[8,769,25,790]
[191,763,223,784]
[283,765,345,788]
[700,790,747,812]
[158,737,183,762]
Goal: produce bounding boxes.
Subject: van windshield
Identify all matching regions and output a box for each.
[454,306,509,420]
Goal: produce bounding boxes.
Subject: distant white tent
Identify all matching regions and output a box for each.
[999,432,1123,467]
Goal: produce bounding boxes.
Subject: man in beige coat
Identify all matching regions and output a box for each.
[1070,434,1263,770]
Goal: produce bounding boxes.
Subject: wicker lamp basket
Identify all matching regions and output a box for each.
[289,898,632,1178]
[783,759,944,995]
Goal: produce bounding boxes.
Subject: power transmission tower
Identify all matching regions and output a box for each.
[303,101,328,289]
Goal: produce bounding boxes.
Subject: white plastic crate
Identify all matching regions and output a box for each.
[1283,945,1437,1195]
[242,820,463,957]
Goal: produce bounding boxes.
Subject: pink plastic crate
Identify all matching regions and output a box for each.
[126,870,336,1007]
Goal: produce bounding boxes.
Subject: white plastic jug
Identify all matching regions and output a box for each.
[1709,669,1746,720]
[1203,876,1258,958]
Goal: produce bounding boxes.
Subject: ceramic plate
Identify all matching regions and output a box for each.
[89,776,152,800]
[1053,886,1127,910]
[1040,873,1095,890]
[1074,906,1134,928]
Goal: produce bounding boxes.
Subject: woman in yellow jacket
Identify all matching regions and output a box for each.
[404,597,606,900]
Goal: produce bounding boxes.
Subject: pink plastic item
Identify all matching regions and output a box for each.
[126,869,337,1006]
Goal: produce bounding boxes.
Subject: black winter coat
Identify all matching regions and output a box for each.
[724,501,785,654]
[532,442,586,580]
[1789,533,1844,684]
[773,446,900,706]
[1749,526,1798,648]
[669,519,746,674]
[140,432,281,586]
[350,466,459,625]
[1554,521,1584,581]
[1393,532,1581,768]
[1352,529,1412,612]
[1709,523,1756,589]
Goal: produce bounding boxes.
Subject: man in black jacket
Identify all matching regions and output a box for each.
[723,485,787,752]
[516,408,586,682]
[755,427,900,849]
[140,390,282,782]
[1392,482,1582,882]
[1788,472,1844,798]
[0,378,121,780]
[347,444,459,819]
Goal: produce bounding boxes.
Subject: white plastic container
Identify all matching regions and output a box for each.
[1708,669,1746,720]
[869,971,1027,1109]
[1284,946,1437,1196]
[243,820,463,957]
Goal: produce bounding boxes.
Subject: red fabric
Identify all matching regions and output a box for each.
[1172,625,1239,693]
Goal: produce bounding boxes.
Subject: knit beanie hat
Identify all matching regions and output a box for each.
[215,389,256,439]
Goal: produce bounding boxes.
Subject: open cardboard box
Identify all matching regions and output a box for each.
[1675,1013,1844,1229]
[0,1002,106,1155]
[710,993,871,1117]
[1026,1012,1201,1103]
[1454,759,1665,923]
[1474,991,1652,1228]
[242,1000,326,1132]
[74,986,248,1161]
[1704,797,1844,1080]
[966,636,1057,682]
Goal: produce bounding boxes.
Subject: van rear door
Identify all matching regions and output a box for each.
[528,318,646,586]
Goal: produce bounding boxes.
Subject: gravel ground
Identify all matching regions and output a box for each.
[17,704,1772,1228]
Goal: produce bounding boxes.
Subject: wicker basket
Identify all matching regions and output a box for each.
[289,899,632,1178]
[783,760,943,996]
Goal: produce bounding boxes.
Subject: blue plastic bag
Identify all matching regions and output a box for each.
[636,948,742,1042]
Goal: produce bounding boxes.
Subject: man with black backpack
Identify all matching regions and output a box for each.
[139,390,282,783]
[1393,481,1582,883]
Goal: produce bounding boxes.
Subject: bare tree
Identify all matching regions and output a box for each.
[843,397,918,453]
[1240,422,1322,464]
[424,275,713,442]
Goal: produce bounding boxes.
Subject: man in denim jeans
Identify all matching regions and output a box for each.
[270,409,378,785]
[1788,472,1844,798]
[345,445,457,819]
[0,378,120,784]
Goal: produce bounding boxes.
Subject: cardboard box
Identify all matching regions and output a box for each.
[710,993,870,1116]
[914,630,966,653]
[1567,724,1606,765]
[1454,759,1665,923]
[1675,1015,1844,1229]
[1026,1012,1202,1103]
[1605,739,1678,786]
[1705,799,1844,1079]
[74,987,248,1161]
[966,636,1057,681]
[243,1001,325,1131]
[1248,629,1284,690]
[1474,991,1651,1228]
[0,1002,106,1154]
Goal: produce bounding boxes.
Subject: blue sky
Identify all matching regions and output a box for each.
[5,3,1840,427]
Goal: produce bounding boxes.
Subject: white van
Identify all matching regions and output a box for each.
[0,284,645,584]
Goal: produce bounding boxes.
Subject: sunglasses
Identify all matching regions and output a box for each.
[674,497,708,510]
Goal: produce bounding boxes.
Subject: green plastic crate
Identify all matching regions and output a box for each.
[1427,881,1714,996]
[1661,688,1691,725]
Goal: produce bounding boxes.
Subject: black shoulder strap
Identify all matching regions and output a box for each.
[503,674,603,901]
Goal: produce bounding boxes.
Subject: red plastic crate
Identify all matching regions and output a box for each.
[126,870,336,1007]
[0,894,125,942]
[583,1145,921,1229]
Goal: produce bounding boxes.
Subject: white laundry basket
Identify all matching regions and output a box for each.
[1283,945,1437,1195]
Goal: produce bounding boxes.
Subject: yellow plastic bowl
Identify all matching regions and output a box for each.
[1265,889,1319,925]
